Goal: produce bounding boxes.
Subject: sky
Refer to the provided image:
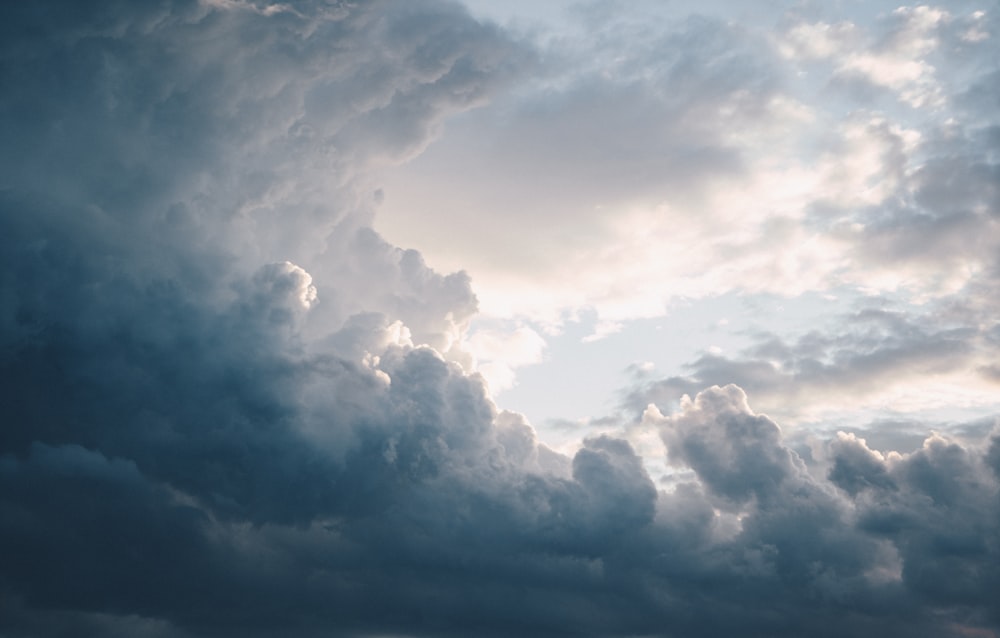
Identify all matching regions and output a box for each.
[1,1,998,637]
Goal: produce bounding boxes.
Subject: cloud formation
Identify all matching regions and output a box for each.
[627,304,1000,424]
[376,2,1000,323]
[1,1,999,637]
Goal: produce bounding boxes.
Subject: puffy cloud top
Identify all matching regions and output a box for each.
[1,1,999,637]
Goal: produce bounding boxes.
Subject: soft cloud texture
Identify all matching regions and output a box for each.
[626,305,1000,426]
[376,2,1000,324]
[2,1,999,637]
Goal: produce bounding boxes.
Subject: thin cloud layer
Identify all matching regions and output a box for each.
[627,305,1000,425]
[2,2,1000,638]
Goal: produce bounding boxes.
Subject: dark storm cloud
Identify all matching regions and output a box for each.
[2,2,1000,638]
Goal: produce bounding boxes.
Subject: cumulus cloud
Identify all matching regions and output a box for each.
[2,1,1000,637]
[655,385,806,503]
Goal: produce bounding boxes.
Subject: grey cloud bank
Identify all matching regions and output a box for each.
[1,1,999,637]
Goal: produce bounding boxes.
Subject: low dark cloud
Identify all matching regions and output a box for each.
[2,1,999,637]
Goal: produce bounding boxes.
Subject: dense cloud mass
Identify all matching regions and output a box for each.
[1,1,999,637]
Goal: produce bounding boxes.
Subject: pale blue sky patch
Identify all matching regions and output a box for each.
[375,0,1000,447]
[489,290,850,424]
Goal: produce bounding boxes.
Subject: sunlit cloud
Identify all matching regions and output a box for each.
[2,1,999,637]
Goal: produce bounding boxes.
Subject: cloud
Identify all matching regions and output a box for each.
[643,386,1000,636]
[654,384,806,503]
[2,1,1000,637]
[461,322,547,392]
[375,11,798,319]
[375,4,1000,328]
[626,304,1000,426]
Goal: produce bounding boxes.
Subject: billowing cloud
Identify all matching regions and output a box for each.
[2,1,999,637]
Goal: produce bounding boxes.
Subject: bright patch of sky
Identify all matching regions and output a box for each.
[373,0,1000,460]
[482,291,847,422]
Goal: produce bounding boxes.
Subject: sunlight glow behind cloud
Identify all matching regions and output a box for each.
[1,1,999,637]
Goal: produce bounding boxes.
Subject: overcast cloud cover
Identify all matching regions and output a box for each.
[2,1,999,637]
